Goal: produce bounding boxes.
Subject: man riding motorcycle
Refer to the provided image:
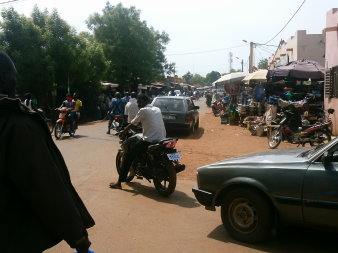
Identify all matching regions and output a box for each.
[60,93,76,131]
[109,94,166,189]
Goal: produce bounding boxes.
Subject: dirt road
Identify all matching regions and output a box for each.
[45,100,336,253]
[174,98,294,180]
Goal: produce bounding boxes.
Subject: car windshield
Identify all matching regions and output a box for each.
[301,140,335,158]
[153,98,184,112]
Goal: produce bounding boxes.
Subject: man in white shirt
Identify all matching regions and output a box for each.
[124,92,139,123]
[109,94,166,189]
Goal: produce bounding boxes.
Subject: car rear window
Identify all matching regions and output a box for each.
[153,98,185,112]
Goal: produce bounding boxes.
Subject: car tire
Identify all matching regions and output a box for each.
[221,188,274,243]
[190,120,196,134]
[195,119,199,129]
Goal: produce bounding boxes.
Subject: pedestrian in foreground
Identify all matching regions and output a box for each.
[0,51,95,253]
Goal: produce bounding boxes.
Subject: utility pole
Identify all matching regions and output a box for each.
[229,52,233,73]
[249,42,254,73]
[240,59,244,72]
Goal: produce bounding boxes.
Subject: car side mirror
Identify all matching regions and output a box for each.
[321,151,335,170]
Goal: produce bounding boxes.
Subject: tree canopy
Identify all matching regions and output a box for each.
[206,71,221,85]
[87,3,169,90]
[258,58,268,69]
[0,6,108,97]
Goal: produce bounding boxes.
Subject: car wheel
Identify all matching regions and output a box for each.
[195,119,199,129]
[221,188,274,243]
[190,121,196,134]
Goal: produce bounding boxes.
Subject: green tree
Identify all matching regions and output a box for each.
[182,71,193,84]
[0,7,54,95]
[0,6,108,100]
[164,62,176,76]
[258,58,268,69]
[87,2,169,90]
[191,74,207,86]
[206,71,221,85]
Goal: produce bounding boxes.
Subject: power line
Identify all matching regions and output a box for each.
[257,46,274,55]
[0,0,22,5]
[263,0,306,45]
[166,44,247,56]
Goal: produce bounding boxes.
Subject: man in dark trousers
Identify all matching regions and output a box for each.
[0,51,95,252]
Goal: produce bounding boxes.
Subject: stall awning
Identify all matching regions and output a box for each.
[243,70,268,84]
[213,72,248,86]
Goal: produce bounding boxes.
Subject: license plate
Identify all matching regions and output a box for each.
[167,153,181,160]
[163,115,175,119]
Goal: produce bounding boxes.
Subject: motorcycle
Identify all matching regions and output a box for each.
[116,130,185,196]
[211,100,224,116]
[54,107,76,139]
[268,106,333,149]
[110,115,127,132]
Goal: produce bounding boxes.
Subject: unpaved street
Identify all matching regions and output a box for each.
[46,98,337,253]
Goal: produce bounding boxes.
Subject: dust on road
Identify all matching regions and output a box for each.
[174,98,294,180]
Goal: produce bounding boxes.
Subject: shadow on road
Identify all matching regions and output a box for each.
[168,127,205,140]
[208,224,338,253]
[123,182,201,208]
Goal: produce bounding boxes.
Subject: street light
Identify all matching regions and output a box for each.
[235,57,244,72]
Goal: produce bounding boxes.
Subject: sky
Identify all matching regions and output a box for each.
[3,0,338,76]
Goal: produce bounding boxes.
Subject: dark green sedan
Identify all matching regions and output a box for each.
[192,138,338,243]
[151,96,199,134]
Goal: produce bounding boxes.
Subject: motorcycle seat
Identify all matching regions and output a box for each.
[147,138,176,152]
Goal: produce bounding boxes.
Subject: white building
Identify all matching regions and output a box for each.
[268,30,325,68]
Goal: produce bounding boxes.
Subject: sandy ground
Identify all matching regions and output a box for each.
[174,98,294,180]
[44,98,337,253]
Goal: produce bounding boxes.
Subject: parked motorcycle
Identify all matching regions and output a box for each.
[268,106,333,149]
[54,107,76,139]
[116,130,185,196]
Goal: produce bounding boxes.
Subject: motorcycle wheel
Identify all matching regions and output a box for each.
[268,129,282,149]
[54,122,63,140]
[153,161,177,197]
[116,150,134,182]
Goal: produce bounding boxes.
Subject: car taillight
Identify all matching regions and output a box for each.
[165,140,177,148]
[185,117,193,123]
[115,115,121,120]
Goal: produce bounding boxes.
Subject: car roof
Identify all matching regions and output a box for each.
[154,96,188,100]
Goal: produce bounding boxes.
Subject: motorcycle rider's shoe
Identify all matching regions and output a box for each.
[106,130,110,134]
[109,181,122,189]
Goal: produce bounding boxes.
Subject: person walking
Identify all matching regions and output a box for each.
[124,92,139,123]
[0,51,95,253]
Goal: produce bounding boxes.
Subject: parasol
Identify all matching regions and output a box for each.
[243,69,268,84]
[267,60,324,81]
[213,72,248,86]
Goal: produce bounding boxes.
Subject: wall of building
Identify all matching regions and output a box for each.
[324,8,338,135]
[268,30,325,68]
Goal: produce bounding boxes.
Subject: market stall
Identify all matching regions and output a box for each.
[264,60,325,135]
[213,72,248,125]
